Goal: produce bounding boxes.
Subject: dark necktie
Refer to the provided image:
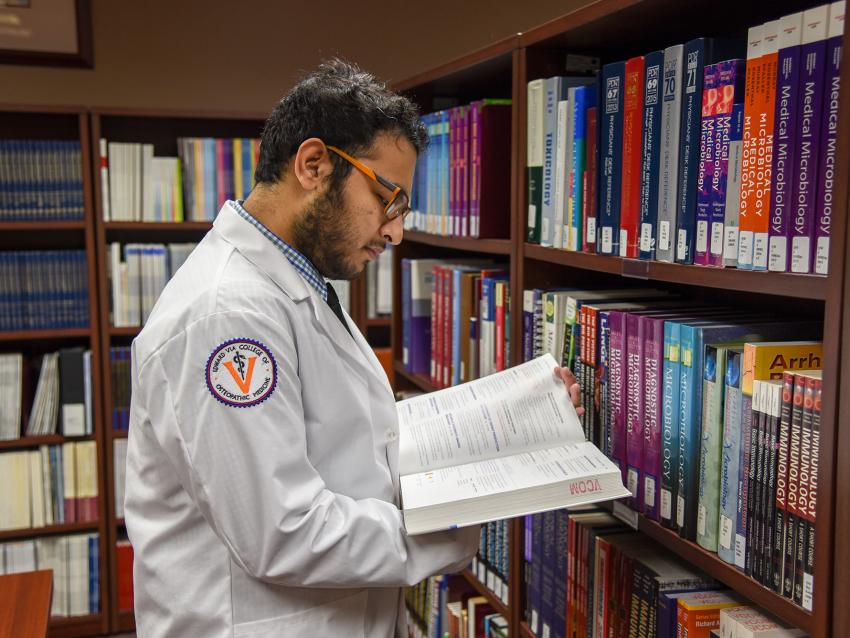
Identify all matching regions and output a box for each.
[325,282,352,337]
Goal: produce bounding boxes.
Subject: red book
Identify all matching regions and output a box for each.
[583,106,599,253]
[116,541,134,612]
[430,265,443,387]
[442,266,453,387]
[619,56,646,258]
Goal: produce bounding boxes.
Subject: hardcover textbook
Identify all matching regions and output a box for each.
[398,354,630,535]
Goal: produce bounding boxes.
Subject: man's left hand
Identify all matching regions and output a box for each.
[554,366,585,417]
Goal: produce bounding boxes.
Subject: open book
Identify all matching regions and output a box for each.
[398,354,630,535]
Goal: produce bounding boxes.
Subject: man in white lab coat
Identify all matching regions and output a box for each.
[125,59,582,637]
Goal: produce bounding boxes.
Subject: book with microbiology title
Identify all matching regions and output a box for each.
[397,354,630,535]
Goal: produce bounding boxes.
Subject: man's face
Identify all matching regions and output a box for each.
[292,133,416,280]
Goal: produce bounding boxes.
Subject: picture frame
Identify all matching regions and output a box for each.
[0,0,92,68]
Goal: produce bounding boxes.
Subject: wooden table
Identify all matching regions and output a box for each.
[0,570,53,638]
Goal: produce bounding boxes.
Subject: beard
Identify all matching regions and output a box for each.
[291,183,363,280]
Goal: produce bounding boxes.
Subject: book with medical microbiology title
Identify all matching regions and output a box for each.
[397,354,630,535]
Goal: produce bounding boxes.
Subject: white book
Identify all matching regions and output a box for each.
[83,350,93,435]
[35,537,60,614]
[527,78,546,238]
[114,438,128,519]
[398,354,629,535]
[553,99,570,250]
[29,450,44,528]
[376,246,393,315]
[99,138,111,221]
[0,353,22,440]
[6,539,36,573]
[141,144,155,221]
[656,44,685,262]
[68,534,89,616]
[40,445,54,525]
[124,243,142,326]
[541,77,564,247]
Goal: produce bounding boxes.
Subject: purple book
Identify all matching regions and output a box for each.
[642,316,666,520]
[449,107,459,237]
[815,2,844,275]
[407,259,441,374]
[460,105,470,238]
[709,60,746,267]
[695,64,718,265]
[607,310,628,491]
[768,13,804,272]
[625,312,644,509]
[469,100,482,238]
[791,6,830,274]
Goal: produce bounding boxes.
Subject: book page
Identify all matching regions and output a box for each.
[397,354,585,475]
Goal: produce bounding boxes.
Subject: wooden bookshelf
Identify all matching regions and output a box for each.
[462,569,511,619]
[386,1,850,636]
[0,105,109,637]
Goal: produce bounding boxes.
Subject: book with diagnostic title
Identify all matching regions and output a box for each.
[397,353,630,535]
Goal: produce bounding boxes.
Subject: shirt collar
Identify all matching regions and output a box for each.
[229,200,328,302]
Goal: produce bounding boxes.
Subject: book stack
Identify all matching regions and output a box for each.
[405,573,507,638]
[525,2,845,276]
[0,140,85,221]
[408,100,512,239]
[472,521,510,607]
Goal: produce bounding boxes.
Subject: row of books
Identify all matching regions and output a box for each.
[107,242,196,327]
[405,573,507,638]
[365,246,393,318]
[524,507,805,638]
[0,250,89,331]
[522,288,822,608]
[526,2,844,275]
[400,259,511,388]
[0,533,100,618]
[473,521,510,608]
[0,349,94,440]
[99,137,260,222]
[0,140,85,220]
[406,100,512,239]
[0,442,99,531]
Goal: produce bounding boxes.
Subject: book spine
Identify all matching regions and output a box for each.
[738,25,765,269]
[802,376,821,610]
[527,80,545,243]
[523,289,534,363]
[772,373,795,591]
[599,63,625,255]
[768,13,804,272]
[554,98,570,250]
[655,45,685,262]
[783,374,805,598]
[620,56,645,258]
[791,7,829,274]
[710,60,746,267]
[660,320,682,530]
[676,38,711,265]
[643,317,665,520]
[570,86,589,251]
[695,63,719,265]
[748,381,766,580]
[697,345,724,552]
[794,375,815,605]
[638,51,664,260]
[677,324,701,540]
[608,311,628,488]
[470,104,481,238]
[625,313,644,509]
[762,383,782,587]
[815,2,844,275]
[449,107,458,236]
[584,103,600,252]
[542,79,561,247]
[722,103,745,267]
[718,349,743,564]
[735,392,754,569]
[431,266,442,385]
[599,311,612,458]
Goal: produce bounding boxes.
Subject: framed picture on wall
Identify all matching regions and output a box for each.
[0,0,92,67]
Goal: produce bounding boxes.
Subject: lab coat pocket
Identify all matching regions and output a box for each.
[233,589,368,637]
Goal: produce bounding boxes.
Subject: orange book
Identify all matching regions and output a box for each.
[116,540,135,612]
[676,591,744,638]
[738,21,779,270]
[620,56,645,258]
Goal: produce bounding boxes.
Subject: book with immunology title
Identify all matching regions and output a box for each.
[397,354,630,535]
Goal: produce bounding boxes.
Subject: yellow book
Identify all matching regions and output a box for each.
[233,138,244,200]
[62,441,77,522]
[173,158,184,222]
[742,341,823,396]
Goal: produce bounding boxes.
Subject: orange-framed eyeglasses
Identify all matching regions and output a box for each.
[326,145,411,221]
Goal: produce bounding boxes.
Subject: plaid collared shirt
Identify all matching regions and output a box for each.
[230,200,328,302]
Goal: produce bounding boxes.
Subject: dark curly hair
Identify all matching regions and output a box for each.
[254,58,428,188]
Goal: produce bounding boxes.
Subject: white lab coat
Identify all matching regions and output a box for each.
[124,201,479,638]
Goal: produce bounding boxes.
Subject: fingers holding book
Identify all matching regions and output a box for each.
[554,366,585,417]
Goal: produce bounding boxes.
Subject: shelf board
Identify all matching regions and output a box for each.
[365,317,392,328]
[0,521,100,543]
[524,244,829,300]
[110,326,141,337]
[104,220,213,243]
[0,434,95,451]
[520,621,535,638]
[0,328,90,342]
[462,569,510,619]
[104,221,213,231]
[47,614,104,638]
[109,430,129,441]
[404,230,512,255]
[393,361,438,393]
[0,221,86,231]
[602,502,814,633]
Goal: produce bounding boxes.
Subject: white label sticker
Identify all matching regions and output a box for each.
[627,468,639,497]
[676,229,688,261]
[753,232,768,268]
[696,221,709,253]
[719,515,733,550]
[659,221,671,251]
[802,573,814,611]
[644,476,656,509]
[697,504,707,537]
[724,227,739,260]
[677,495,685,528]
[734,534,746,569]
[661,489,672,520]
[710,222,724,256]
[619,230,628,256]
[791,236,812,273]
[527,204,537,229]
[601,226,613,254]
[737,230,754,266]
[640,223,653,253]
[816,236,830,274]
[587,217,597,244]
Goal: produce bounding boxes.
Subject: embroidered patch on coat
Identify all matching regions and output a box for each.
[206,338,277,407]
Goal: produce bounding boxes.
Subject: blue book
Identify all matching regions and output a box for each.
[89,534,99,613]
[599,311,612,457]
[676,38,713,264]
[203,138,216,220]
[530,513,543,635]
[598,62,625,255]
[638,50,665,260]
[660,320,682,529]
[568,86,591,251]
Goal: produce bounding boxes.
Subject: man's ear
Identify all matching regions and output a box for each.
[292,138,333,191]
